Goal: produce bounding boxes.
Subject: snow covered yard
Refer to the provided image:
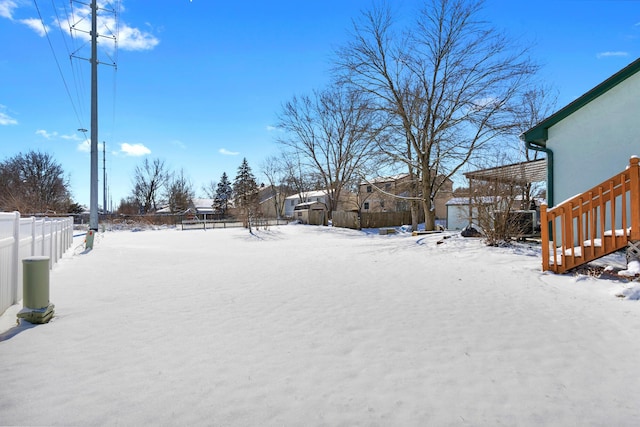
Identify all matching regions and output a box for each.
[1,224,640,426]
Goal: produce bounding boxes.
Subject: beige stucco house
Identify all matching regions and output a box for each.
[358,173,453,223]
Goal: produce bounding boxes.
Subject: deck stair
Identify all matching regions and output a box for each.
[541,157,640,273]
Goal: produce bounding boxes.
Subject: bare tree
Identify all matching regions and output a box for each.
[261,154,294,219]
[514,86,558,161]
[277,84,381,217]
[0,150,72,213]
[336,0,537,230]
[201,180,217,199]
[166,169,194,214]
[281,152,316,206]
[132,158,169,213]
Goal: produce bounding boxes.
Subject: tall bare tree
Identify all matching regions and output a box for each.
[0,150,72,213]
[336,0,537,230]
[514,86,558,161]
[165,169,194,214]
[277,84,381,217]
[132,158,169,213]
[261,154,294,219]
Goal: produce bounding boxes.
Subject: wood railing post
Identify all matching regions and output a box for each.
[541,204,550,271]
[629,156,640,241]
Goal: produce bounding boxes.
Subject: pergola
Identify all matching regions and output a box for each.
[455,158,547,232]
[463,158,547,186]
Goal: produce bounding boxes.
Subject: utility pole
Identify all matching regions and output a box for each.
[103,140,107,215]
[70,0,116,246]
[89,0,99,233]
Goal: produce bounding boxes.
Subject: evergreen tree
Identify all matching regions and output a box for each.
[213,172,233,218]
[233,158,259,230]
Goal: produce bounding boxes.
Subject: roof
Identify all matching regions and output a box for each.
[362,173,410,185]
[285,190,328,201]
[523,57,640,146]
[463,159,547,185]
[192,198,214,209]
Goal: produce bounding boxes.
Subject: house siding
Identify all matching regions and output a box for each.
[547,70,640,205]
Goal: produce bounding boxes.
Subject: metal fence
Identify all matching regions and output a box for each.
[181,218,289,230]
[0,212,74,316]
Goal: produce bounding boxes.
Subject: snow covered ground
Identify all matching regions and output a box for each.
[1,224,640,426]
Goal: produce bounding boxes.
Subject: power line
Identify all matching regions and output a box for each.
[33,0,86,131]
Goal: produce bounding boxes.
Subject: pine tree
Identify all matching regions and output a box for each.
[233,158,259,230]
[213,172,233,218]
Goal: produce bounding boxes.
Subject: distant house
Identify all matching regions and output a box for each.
[358,173,453,222]
[257,185,285,219]
[284,190,329,218]
[185,198,215,220]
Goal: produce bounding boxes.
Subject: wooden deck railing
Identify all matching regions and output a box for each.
[541,157,640,273]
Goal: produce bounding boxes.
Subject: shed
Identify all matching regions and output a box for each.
[293,201,327,225]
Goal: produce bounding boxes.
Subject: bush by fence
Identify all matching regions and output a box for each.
[0,212,73,316]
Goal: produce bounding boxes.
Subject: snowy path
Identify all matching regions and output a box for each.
[1,225,639,426]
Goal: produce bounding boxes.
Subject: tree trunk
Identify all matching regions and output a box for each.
[410,200,419,231]
[424,200,436,231]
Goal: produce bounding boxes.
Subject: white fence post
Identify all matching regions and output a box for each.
[0,213,75,316]
[11,212,19,307]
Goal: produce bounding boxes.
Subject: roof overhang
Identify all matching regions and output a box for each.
[522,57,640,146]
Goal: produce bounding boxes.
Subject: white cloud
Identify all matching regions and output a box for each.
[121,142,151,156]
[266,125,278,132]
[78,140,90,152]
[0,0,17,20]
[1,1,158,50]
[219,148,240,156]
[19,17,48,36]
[78,140,106,152]
[60,133,83,141]
[117,24,160,51]
[596,51,628,59]
[0,107,17,125]
[65,3,159,52]
[36,129,57,139]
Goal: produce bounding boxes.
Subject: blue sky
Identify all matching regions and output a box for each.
[1,0,638,208]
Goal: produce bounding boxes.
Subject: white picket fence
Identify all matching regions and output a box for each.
[0,212,74,316]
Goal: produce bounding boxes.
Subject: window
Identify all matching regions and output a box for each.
[366,185,372,193]
[385,183,391,191]
[380,200,385,209]
[364,202,369,210]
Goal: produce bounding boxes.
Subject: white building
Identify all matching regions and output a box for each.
[283,190,329,218]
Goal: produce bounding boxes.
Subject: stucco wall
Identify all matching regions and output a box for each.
[547,72,640,205]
